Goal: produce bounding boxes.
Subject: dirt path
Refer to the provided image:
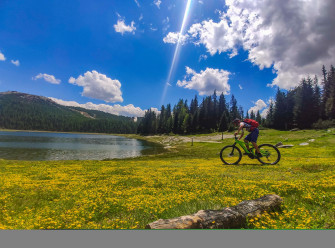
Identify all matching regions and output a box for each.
[147,134,233,146]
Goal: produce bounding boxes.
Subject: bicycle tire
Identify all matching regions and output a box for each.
[257,144,281,165]
[220,145,242,165]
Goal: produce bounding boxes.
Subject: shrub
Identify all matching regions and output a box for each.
[311,119,335,129]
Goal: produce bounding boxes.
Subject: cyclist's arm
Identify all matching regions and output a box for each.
[239,129,244,140]
[234,123,244,140]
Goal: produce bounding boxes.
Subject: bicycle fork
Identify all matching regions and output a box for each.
[229,143,237,156]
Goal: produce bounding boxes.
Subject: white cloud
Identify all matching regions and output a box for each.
[69,70,123,103]
[139,14,143,21]
[198,1,203,4]
[149,23,158,31]
[134,0,140,7]
[177,67,230,96]
[32,73,61,84]
[248,99,267,117]
[0,51,5,61]
[162,17,170,33]
[199,54,208,62]
[182,0,335,89]
[154,0,162,9]
[187,19,239,58]
[11,60,20,66]
[260,99,274,118]
[260,109,268,118]
[163,32,189,45]
[238,84,243,90]
[114,19,136,35]
[49,97,146,117]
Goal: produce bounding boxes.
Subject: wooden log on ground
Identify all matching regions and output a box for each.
[146,194,282,229]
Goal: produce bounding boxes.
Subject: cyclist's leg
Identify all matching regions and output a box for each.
[244,137,250,150]
[251,142,260,153]
[250,129,260,154]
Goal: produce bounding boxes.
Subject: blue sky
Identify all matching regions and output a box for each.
[1,0,334,117]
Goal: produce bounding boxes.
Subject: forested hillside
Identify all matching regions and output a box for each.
[0,91,137,133]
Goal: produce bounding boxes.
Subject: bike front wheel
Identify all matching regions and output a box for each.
[257,144,281,165]
[220,145,242,165]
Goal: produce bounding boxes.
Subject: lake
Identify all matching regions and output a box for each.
[0,131,164,161]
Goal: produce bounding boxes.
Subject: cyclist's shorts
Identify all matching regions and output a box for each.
[245,128,259,143]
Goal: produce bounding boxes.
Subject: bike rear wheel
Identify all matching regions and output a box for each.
[220,145,242,165]
[257,144,281,165]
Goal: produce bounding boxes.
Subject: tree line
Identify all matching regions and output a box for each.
[138,64,335,135]
[137,91,245,135]
[264,65,335,130]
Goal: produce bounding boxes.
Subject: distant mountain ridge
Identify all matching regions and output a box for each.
[0,91,138,134]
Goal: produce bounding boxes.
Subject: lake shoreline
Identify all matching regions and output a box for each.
[0,130,166,161]
[0,128,131,136]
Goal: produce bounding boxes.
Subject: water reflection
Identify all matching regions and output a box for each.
[0,131,164,161]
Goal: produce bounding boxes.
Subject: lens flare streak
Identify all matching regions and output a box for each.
[161,0,192,105]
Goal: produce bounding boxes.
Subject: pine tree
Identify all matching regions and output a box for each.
[189,95,199,133]
[256,110,262,124]
[265,101,274,128]
[212,90,218,130]
[294,78,315,129]
[229,95,239,120]
[239,106,244,120]
[312,75,321,123]
[273,87,288,130]
[250,110,255,120]
[321,65,329,119]
[325,65,335,119]
[165,104,173,133]
[158,105,166,133]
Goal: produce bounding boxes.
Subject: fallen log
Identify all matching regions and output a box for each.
[146,194,282,229]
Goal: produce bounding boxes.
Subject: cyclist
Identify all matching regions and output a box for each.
[232,118,262,157]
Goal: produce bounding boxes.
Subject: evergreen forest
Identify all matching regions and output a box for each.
[138,65,335,135]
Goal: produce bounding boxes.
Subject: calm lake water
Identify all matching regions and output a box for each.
[0,131,164,161]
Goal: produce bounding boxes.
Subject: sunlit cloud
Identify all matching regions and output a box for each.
[49,97,146,117]
[134,0,140,7]
[32,73,61,84]
[69,70,123,103]
[11,60,20,66]
[0,51,5,61]
[177,66,231,96]
[248,99,267,115]
[199,54,208,62]
[154,0,162,9]
[114,19,136,35]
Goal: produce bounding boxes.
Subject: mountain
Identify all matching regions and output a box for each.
[0,91,138,134]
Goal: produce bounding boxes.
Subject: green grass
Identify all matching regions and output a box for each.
[0,129,334,229]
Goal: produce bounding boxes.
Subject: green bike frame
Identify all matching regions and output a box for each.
[234,137,271,158]
[234,137,256,157]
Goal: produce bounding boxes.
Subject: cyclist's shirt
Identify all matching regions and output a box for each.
[240,122,252,132]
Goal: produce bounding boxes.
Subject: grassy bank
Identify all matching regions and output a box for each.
[0,129,334,229]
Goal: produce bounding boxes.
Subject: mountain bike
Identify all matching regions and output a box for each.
[220,135,281,165]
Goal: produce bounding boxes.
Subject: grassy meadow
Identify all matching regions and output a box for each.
[0,129,334,229]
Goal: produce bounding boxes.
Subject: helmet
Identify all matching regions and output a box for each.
[232,118,240,124]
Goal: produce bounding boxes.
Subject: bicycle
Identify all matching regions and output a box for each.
[220,135,281,165]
